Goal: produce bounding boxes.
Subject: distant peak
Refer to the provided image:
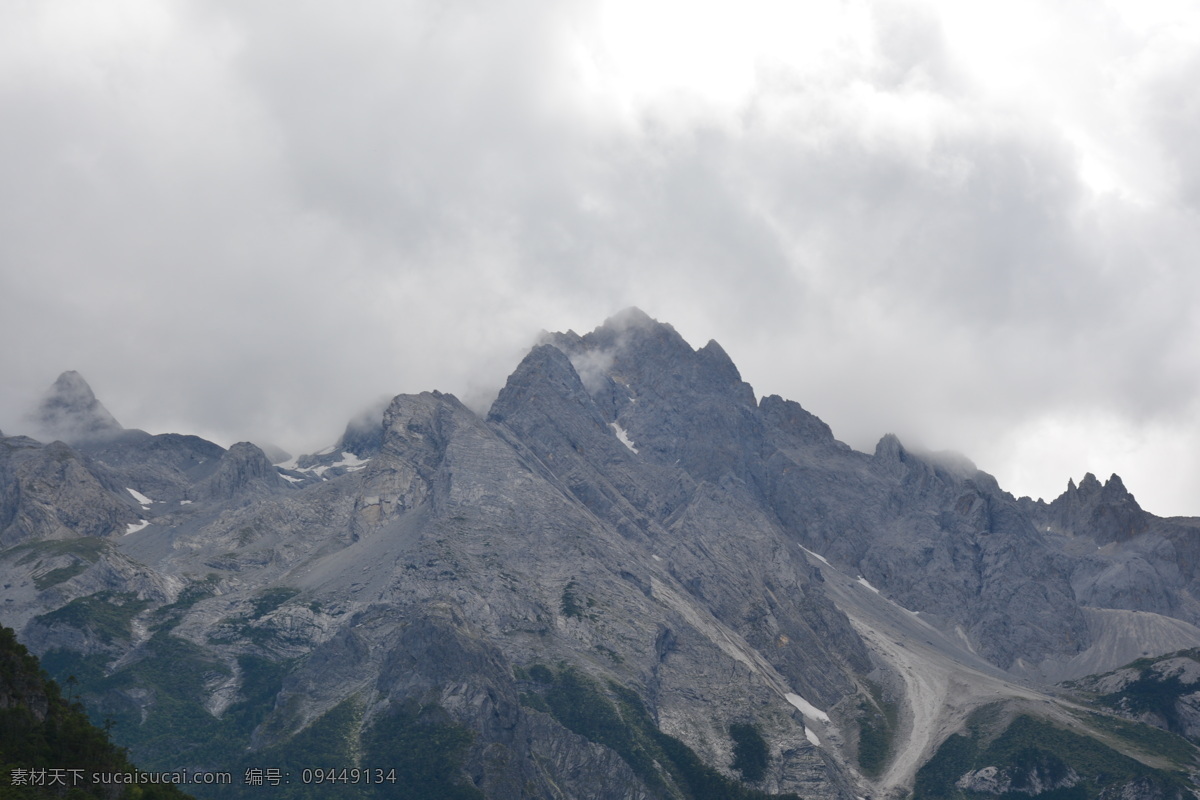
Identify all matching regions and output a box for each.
[29,370,123,443]
[1078,472,1102,496]
[874,433,906,461]
[605,306,655,327]
[593,307,683,347]
[1049,469,1147,542]
[698,338,730,361]
[1100,473,1140,505]
[54,370,90,390]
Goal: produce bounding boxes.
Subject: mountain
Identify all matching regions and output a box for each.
[26,370,124,443]
[1,310,1199,799]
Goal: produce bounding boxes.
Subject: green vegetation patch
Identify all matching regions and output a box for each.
[11,536,109,567]
[1098,671,1197,735]
[33,561,90,590]
[1076,710,1199,768]
[560,580,584,618]
[522,663,800,800]
[150,575,221,632]
[729,722,770,783]
[242,698,369,800]
[857,681,899,778]
[363,701,483,800]
[7,537,110,590]
[250,587,300,618]
[0,625,192,800]
[39,637,301,799]
[913,710,1193,799]
[36,592,151,644]
[207,587,308,647]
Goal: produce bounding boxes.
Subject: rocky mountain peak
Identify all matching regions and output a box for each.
[576,307,693,367]
[1102,472,1133,499]
[759,394,835,446]
[1077,471,1102,497]
[874,432,907,461]
[29,371,123,443]
[1048,471,1148,543]
[198,441,286,500]
[489,344,603,428]
[593,305,667,339]
[696,338,744,386]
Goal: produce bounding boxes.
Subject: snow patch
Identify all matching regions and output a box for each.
[785,692,830,723]
[856,576,881,594]
[334,451,370,471]
[280,472,304,483]
[125,520,150,535]
[955,625,978,654]
[309,452,372,477]
[179,500,193,505]
[651,554,662,562]
[609,422,638,453]
[127,488,153,506]
[805,727,821,747]
[800,545,830,566]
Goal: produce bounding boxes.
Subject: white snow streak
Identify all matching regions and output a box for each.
[125,520,150,535]
[800,545,830,566]
[334,452,370,471]
[610,422,639,453]
[311,452,371,476]
[856,576,881,594]
[127,488,153,506]
[785,692,831,723]
[805,727,821,747]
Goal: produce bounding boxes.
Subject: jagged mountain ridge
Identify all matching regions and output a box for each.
[2,309,1199,799]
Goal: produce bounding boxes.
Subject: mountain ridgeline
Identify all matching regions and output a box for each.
[2,309,1199,799]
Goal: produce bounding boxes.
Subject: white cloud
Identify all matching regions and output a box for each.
[1,0,1198,514]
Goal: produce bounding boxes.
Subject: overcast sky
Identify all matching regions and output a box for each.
[2,0,1199,515]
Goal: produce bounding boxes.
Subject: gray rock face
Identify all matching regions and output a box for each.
[199,441,287,501]
[336,398,390,459]
[536,311,1086,670]
[1046,472,1150,544]
[4,309,1200,799]
[254,441,293,465]
[1023,476,1200,626]
[0,434,138,547]
[1069,650,1200,742]
[956,761,1081,795]
[76,430,227,503]
[27,371,123,443]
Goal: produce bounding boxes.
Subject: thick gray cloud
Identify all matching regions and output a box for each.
[2,0,1198,514]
